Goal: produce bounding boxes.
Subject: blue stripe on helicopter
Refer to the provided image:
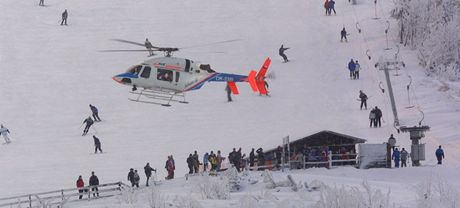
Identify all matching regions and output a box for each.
[185,73,248,92]
[115,72,138,79]
[184,73,218,91]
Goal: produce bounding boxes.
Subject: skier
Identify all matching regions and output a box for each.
[76,175,85,199]
[127,168,136,187]
[359,90,368,110]
[328,0,336,15]
[354,60,361,79]
[165,155,175,179]
[61,9,68,25]
[435,145,444,164]
[133,170,140,188]
[225,83,232,102]
[279,45,289,62]
[89,171,99,197]
[39,0,44,6]
[89,104,101,122]
[249,148,255,169]
[400,148,409,167]
[340,27,348,42]
[186,154,194,174]
[203,152,209,172]
[145,38,154,56]
[93,135,102,153]
[348,59,356,79]
[374,106,382,127]
[369,109,376,128]
[256,148,265,170]
[144,163,156,187]
[82,116,94,136]
[392,148,401,168]
[0,124,11,144]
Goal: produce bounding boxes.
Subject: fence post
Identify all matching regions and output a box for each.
[29,194,32,208]
[328,151,332,169]
[88,186,91,200]
[61,189,64,202]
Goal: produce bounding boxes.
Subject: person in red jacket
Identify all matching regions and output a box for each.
[76,175,85,199]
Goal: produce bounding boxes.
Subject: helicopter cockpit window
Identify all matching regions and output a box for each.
[128,65,143,75]
[157,68,173,82]
[140,66,151,78]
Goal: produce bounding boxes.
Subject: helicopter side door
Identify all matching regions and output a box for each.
[136,66,154,88]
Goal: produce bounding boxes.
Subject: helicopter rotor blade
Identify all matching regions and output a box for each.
[99,49,159,52]
[111,39,146,47]
[179,39,243,49]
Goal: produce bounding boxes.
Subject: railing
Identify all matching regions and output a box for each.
[0,182,130,208]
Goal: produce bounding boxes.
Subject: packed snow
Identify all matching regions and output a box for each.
[0,0,459,207]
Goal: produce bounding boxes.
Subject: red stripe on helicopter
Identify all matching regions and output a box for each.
[184,73,218,92]
[153,63,183,71]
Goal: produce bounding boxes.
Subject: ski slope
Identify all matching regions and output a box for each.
[0,0,459,206]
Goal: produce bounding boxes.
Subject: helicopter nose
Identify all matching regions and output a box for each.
[112,75,132,84]
[112,75,123,84]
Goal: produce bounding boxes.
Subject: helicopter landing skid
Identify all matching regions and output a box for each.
[129,89,188,106]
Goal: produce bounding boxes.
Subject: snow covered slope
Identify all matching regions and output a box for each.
[0,0,459,201]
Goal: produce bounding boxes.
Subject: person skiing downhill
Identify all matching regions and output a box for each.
[279,45,290,62]
[61,9,68,25]
[340,27,348,42]
[89,104,101,122]
[359,90,368,110]
[0,124,11,144]
[93,135,102,153]
[82,116,94,136]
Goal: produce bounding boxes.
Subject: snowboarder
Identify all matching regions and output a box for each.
[359,90,368,110]
[340,27,348,42]
[145,38,154,56]
[165,155,175,179]
[348,59,356,79]
[392,148,401,168]
[354,60,361,79]
[374,106,382,127]
[279,45,289,62]
[369,109,376,128]
[39,0,44,6]
[203,152,209,172]
[61,9,68,25]
[82,116,94,136]
[0,124,11,144]
[89,104,101,122]
[328,0,336,15]
[127,168,136,187]
[400,148,408,167]
[93,135,102,153]
[225,83,232,102]
[89,171,99,197]
[435,145,444,164]
[144,163,156,187]
[249,148,255,168]
[76,175,85,199]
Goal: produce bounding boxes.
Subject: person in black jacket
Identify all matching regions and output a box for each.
[82,116,94,136]
[249,148,255,168]
[225,83,232,102]
[374,106,383,127]
[93,135,102,153]
[89,104,101,122]
[359,90,368,110]
[89,171,99,197]
[127,168,135,187]
[341,27,348,42]
[279,45,290,62]
[61,9,68,25]
[186,154,194,174]
[144,163,156,186]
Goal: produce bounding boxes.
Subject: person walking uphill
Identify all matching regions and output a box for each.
[144,163,156,186]
[359,90,368,110]
[89,104,101,122]
[82,116,94,136]
[435,145,445,164]
[127,168,136,187]
[61,9,68,25]
[279,45,290,63]
[93,135,102,153]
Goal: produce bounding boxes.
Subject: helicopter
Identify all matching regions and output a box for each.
[105,39,271,106]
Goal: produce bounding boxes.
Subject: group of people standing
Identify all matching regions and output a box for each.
[187,150,225,174]
[75,171,100,199]
[324,0,336,15]
[347,59,361,79]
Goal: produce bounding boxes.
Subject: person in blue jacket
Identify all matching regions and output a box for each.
[392,148,401,168]
[435,145,445,164]
[203,152,209,172]
[348,59,356,79]
[328,0,336,15]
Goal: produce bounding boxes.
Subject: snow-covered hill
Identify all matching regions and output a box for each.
[0,0,459,206]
